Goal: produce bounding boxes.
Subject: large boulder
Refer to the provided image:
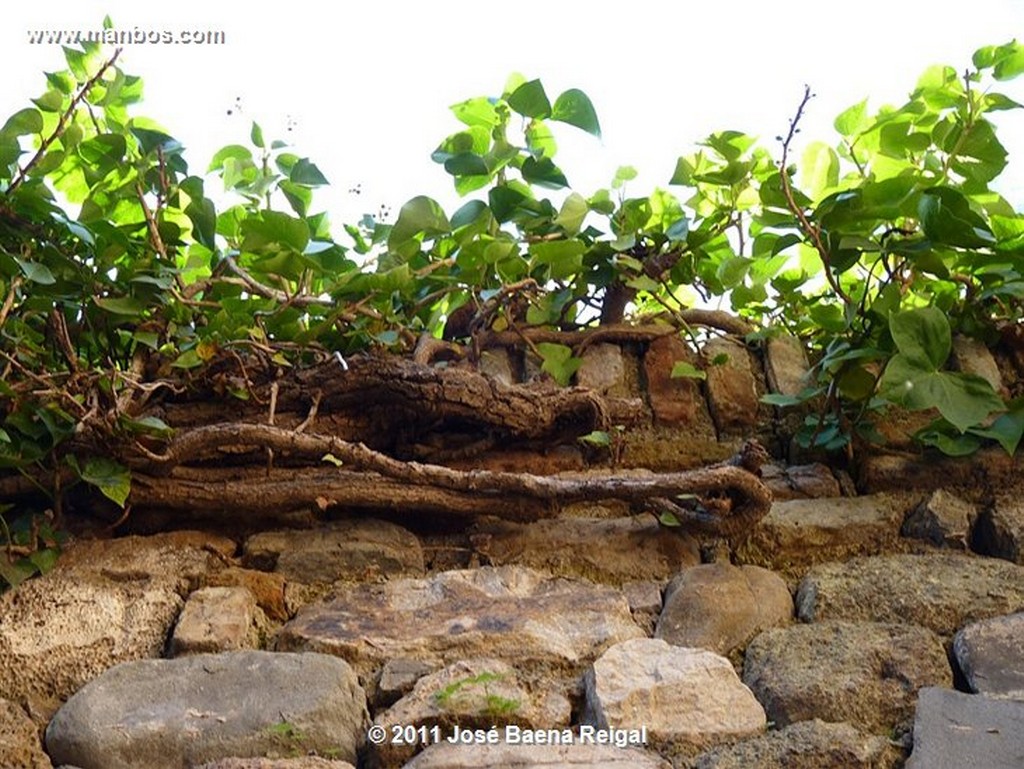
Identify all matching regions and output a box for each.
[796,553,1024,635]
[743,621,951,734]
[45,651,368,769]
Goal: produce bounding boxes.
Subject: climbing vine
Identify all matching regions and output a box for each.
[1,29,1023,585]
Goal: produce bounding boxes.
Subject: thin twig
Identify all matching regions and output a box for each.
[9,49,122,193]
[778,85,853,307]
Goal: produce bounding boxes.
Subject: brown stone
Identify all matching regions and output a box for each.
[764,334,810,397]
[655,564,793,663]
[975,495,1024,564]
[901,489,978,550]
[951,335,1003,393]
[207,567,289,622]
[0,698,52,769]
[704,337,760,437]
[643,334,713,432]
[169,586,264,656]
[467,516,700,584]
[743,621,951,734]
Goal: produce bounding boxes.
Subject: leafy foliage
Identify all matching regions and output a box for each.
[1,36,1023,585]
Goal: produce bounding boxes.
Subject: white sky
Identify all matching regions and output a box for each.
[4,1,1023,228]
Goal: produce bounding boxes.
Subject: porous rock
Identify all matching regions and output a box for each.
[742,620,951,733]
[692,718,901,769]
[0,698,52,769]
[467,516,700,584]
[45,651,368,769]
[796,553,1024,635]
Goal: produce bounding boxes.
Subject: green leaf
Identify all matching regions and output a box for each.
[443,153,489,177]
[78,457,131,507]
[552,89,601,137]
[578,430,611,447]
[15,258,56,285]
[94,296,148,315]
[800,142,839,200]
[508,79,552,119]
[290,158,329,186]
[388,196,451,250]
[612,166,638,189]
[671,361,706,380]
[33,89,64,112]
[554,192,588,235]
[521,157,568,189]
[208,144,253,172]
[658,510,682,527]
[250,121,264,148]
[451,97,500,128]
[241,211,310,253]
[834,99,869,136]
[130,126,178,155]
[535,342,581,386]
[119,415,174,438]
[761,392,805,407]
[889,307,950,370]
[529,239,586,280]
[918,187,995,248]
[1,108,43,137]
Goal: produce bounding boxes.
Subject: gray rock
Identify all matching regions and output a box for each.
[655,563,792,663]
[478,348,515,385]
[704,337,760,436]
[244,519,424,583]
[196,760,355,769]
[975,495,1024,564]
[743,621,951,733]
[736,495,906,577]
[621,580,664,635]
[403,742,671,768]
[764,334,810,397]
[576,343,626,394]
[376,658,437,708]
[692,719,902,769]
[902,489,977,549]
[45,651,368,769]
[276,566,644,695]
[0,573,182,720]
[796,553,1024,635]
[951,335,1003,393]
[905,687,1024,769]
[467,516,700,584]
[170,586,264,656]
[761,463,841,501]
[953,612,1024,699]
[0,698,52,768]
[585,638,765,756]
[372,658,571,768]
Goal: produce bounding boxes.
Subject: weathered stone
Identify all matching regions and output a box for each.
[478,348,515,385]
[0,573,182,720]
[243,519,424,583]
[622,580,663,635]
[951,335,1003,393]
[761,463,841,501]
[275,566,644,695]
[576,342,626,394]
[796,553,1024,635]
[207,567,289,622]
[585,638,765,757]
[764,334,810,397]
[655,564,792,663]
[467,516,700,584]
[376,658,437,708]
[743,621,951,733]
[953,612,1024,699]
[905,687,1024,769]
[403,742,671,769]
[169,586,264,656]
[54,530,236,595]
[44,651,368,769]
[371,658,571,768]
[692,718,902,769]
[703,338,760,437]
[643,334,714,433]
[196,760,354,769]
[902,489,977,550]
[735,495,906,577]
[0,698,52,769]
[975,495,1024,564]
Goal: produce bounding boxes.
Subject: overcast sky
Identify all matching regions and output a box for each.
[4,1,1023,226]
